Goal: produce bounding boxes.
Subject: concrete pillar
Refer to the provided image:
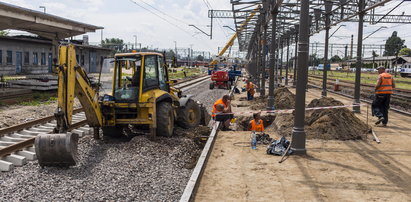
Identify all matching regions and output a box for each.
[291,0,310,154]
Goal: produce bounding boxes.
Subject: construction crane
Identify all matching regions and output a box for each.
[209,6,260,67]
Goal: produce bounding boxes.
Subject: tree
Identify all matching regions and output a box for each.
[330,55,342,63]
[196,55,204,61]
[399,47,411,56]
[0,30,8,36]
[101,38,124,51]
[384,31,406,56]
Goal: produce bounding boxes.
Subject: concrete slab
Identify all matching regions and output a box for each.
[1,136,26,142]
[26,146,35,152]
[2,154,26,166]
[11,133,36,139]
[19,130,41,136]
[70,129,84,137]
[16,150,36,160]
[0,141,15,146]
[0,160,14,172]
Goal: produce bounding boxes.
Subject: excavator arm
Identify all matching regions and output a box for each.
[54,44,103,133]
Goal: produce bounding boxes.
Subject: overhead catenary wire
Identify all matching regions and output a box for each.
[129,0,213,49]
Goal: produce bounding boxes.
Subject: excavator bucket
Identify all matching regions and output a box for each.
[35,133,79,167]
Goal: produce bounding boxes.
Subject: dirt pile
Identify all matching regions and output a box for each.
[250,87,295,110]
[272,97,370,140]
[236,115,276,131]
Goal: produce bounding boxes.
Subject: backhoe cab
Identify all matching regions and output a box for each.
[35,44,207,167]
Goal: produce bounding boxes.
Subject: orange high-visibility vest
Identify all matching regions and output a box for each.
[376,72,393,94]
[211,98,227,118]
[250,119,264,132]
[246,82,255,95]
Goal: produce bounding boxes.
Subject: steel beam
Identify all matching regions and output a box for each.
[353,0,365,113]
[291,0,309,155]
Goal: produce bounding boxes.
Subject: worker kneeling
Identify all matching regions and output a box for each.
[212,95,233,131]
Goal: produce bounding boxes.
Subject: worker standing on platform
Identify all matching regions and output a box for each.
[246,80,257,100]
[373,66,395,126]
[212,95,233,130]
[248,112,264,132]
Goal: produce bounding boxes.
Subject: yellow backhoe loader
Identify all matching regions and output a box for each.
[35,44,208,167]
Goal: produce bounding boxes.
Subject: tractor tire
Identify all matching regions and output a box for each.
[209,83,214,89]
[156,102,174,137]
[102,126,125,138]
[177,99,201,129]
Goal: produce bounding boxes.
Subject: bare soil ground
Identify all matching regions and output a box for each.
[195,85,411,201]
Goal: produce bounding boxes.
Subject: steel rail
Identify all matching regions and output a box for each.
[0,74,210,159]
[307,82,411,117]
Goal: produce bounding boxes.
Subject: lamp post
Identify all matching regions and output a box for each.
[39,6,46,13]
[174,41,178,59]
[133,35,137,51]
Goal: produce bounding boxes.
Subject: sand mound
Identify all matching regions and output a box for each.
[250,87,295,110]
[305,97,369,140]
[271,97,370,140]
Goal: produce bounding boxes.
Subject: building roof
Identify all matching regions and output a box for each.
[0,2,103,40]
[0,35,112,51]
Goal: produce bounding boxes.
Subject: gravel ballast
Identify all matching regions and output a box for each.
[0,79,229,201]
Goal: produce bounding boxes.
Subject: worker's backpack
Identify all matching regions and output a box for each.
[266,136,293,156]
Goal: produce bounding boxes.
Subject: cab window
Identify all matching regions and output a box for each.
[157,56,168,91]
[144,55,159,90]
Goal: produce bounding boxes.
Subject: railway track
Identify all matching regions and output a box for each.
[0,74,210,172]
[306,81,411,117]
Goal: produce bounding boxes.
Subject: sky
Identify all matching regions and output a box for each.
[3,0,411,58]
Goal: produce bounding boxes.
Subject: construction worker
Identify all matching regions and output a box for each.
[211,95,233,130]
[248,112,264,132]
[373,66,395,126]
[246,80,257,100]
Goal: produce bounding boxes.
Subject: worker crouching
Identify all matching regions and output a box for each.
[373,66,395,127]
[212,95,233,131]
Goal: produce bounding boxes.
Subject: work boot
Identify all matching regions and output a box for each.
[382,124,387,127]
[375,117,385,125]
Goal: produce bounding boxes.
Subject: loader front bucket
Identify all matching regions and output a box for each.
[35,133,79,167]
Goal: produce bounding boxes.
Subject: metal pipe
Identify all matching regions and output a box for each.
[293,32,298,87]
[322,2,332,97]
[353,0,364,113]
[280,39,283,84]
[261,16,268,97]
[285,37,290,85]
[291,0,309,154]
[267,9,277,110]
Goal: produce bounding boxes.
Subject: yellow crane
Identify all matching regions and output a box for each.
[209,6,260,66]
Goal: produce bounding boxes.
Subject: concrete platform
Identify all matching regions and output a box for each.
[195,86,411,201]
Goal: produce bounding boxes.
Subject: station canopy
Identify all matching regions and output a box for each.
[0,2,103,40]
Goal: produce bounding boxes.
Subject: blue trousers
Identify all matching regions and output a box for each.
[247,91,253,100]
[372,94,390,125]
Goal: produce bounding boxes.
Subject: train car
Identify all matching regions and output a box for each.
[400,63,411,77]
